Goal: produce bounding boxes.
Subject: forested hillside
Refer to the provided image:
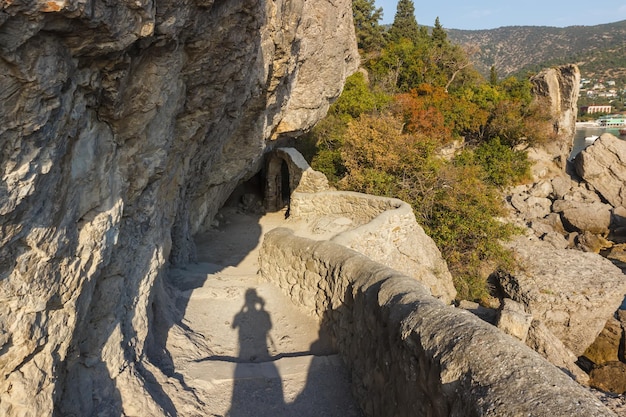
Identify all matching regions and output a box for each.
[446,20,626,81]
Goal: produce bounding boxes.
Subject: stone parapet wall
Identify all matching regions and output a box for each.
[260,228,615,417]
[290,190,403,226]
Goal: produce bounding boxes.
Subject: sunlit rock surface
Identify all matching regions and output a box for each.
[0,1,358,415]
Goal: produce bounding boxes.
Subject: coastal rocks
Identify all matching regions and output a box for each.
[507,173,616,248]
[557,201,612,235]
[499,237,626,357]
[575,133,626,208]
[0,1,358,415]
[510,194,552,220]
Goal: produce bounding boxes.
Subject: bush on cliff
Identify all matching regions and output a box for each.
[336,113,518,302]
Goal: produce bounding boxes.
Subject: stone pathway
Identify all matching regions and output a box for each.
[166,207,363,416]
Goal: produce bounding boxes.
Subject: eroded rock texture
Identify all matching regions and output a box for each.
[0,1,358,415]
[575,133,626,208]
[530,64,580,170]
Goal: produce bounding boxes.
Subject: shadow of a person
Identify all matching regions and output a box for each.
[287,326,363,417]
[227,288,286,417]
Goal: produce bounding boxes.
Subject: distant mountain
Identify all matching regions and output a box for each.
[446,20,626,81]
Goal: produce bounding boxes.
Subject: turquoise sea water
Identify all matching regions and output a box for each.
[570,127,625,160]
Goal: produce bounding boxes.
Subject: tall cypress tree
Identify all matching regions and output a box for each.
[431,17,447,47]
[352,0,385,53]
[489,65,498,85]
[388,0,420,44]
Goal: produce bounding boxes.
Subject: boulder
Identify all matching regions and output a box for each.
[509,194,552,220]
[555,201,612,234]
[497,298,533,341]
[542,231,570,249]
[583,317,623,366]
[551,175,575,199]
[525,319,589,384]
[543,212,567,234]
[590,362,626,394]
[575,133,626,208]
[529,180,554,198]
[500,237,626,356]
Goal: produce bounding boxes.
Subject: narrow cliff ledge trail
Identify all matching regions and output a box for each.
[163,206,362,416]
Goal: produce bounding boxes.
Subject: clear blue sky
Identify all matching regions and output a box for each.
[374,0,626,30]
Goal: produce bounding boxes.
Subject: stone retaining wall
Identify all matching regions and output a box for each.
[290,190,400,226]
[260,228,614,417]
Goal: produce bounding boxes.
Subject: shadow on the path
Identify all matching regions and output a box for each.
[194,292,362,417]
[227,288,287,416]
[144,177,266,411]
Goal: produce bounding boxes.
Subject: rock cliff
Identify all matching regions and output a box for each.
[530,64,580,170]
[0,1,358,415]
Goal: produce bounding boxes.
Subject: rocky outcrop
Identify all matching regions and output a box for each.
[499,237,626,357]
[530,65,580,170]
[530,64,580,169]
[575,133,626,208]
[0,1,358,415]
[506,173,618,250]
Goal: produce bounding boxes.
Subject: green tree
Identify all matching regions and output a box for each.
[352,0,385,53]
[489,65,498,85]
[388,0,420,44]
[431,17,447,47]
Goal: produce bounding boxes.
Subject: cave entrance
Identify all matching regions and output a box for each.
[265,151,294,213]
[280,160,290,207]
[222,171,266,213]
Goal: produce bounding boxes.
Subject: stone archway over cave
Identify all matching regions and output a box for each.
[265,150,296,212]
[264,147,330,212]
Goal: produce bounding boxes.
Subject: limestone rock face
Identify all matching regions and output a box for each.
[0,1,358,416]
[500,237,626,357]
[530,64,581,168]
[575,133,626,208]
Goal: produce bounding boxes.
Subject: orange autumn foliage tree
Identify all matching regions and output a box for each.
[396,83,489,144]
